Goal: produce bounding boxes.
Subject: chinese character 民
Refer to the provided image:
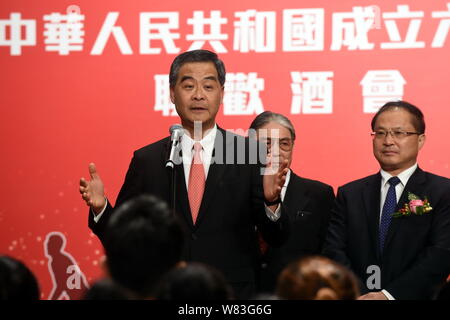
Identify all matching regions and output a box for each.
[140,12,180,54]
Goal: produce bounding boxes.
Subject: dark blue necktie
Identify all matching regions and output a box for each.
[379,176,401,253]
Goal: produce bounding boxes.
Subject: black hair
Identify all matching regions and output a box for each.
[103,195,185,298]
[83,278,136,300]
[155,262,233,300]
[0,255,40,300]
[371,100,425,134]
[169,50,226,88]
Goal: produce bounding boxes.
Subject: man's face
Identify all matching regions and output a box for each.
[256,121,294,168]
[170,62,223,133]
[372,108,425,175]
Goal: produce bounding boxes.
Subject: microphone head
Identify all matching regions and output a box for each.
[169,124,184,134]
[169,124,184,142]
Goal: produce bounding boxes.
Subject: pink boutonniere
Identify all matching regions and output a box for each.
[392,192,433,218]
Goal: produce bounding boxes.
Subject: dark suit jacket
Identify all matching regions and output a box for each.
[88,127,289,299]
[323,167,450,299]
[259,172,335,292]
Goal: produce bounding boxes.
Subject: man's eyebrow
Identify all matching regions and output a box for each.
[179,75,218,83]
[203,76,218,81]
[180,76,194,83]
[375,126,404,130]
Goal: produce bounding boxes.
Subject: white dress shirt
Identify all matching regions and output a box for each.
[280,169,291,201]
[379,163,418,300]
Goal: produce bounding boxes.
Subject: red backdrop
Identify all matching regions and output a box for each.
[1,0,449,299]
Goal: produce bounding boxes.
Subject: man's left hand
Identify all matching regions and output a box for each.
[263,155,289,210]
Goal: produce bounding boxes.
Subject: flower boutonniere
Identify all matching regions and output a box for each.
[392,192,433,218]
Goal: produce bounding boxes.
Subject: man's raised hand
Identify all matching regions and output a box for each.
[79,163,106,214]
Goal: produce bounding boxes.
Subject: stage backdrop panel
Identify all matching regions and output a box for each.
[1,0,449,299]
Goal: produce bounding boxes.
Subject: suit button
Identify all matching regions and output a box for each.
[191,233,197,240]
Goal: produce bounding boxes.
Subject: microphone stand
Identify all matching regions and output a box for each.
[166,142,181,217]
[166,125,183,217]
[167,164,177,217]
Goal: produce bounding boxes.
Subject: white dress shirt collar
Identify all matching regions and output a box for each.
[181,124,217,186]
[380,163,418,188]
[181,124,217,157]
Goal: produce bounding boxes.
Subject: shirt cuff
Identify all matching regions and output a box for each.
[264,203,281,221]
[382,289,395,300]
[92,198,108,223]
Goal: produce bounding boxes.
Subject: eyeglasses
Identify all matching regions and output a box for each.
[371,130,421,140]
[261,138,294,152]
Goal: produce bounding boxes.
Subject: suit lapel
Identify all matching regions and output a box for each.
[362,173,382,257]
[174,162,193,228]
[283,172,311,217]
[383,167,426,251]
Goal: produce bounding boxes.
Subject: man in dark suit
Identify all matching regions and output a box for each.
[323,100,450,300]
[249,111,335,293]
[79,50,289,299]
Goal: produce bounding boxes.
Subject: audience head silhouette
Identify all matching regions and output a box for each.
[276,256,360,300]
[0,255,40,300]
[83,278,136,300]
[156,262,233,300]
[103,195,185,298]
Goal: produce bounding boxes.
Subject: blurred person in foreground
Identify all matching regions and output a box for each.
[156,262,233,300]
[0,255,40,300]
[101,195,185,299]
[276,255,359,300]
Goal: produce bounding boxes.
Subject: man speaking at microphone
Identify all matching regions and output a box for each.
[79,50,289,299]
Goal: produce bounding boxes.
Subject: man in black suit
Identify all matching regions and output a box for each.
[79,50,289,299]
[249,111,335,293]
[323,100,450,299]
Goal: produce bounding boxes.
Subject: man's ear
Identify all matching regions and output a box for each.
[418,134,426,150]
[170,87,175,104]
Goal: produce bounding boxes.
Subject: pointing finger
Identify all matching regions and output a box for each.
[89,163,99,180]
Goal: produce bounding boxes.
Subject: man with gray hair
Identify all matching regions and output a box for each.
[249,111,335,294]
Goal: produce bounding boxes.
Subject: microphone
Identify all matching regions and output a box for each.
[166,124,184,169]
